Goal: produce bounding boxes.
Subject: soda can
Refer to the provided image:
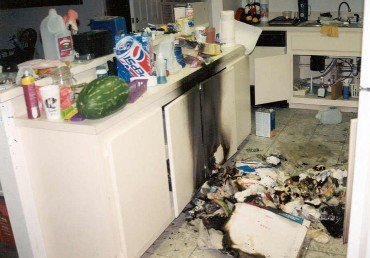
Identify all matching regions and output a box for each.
[115,34,152,82]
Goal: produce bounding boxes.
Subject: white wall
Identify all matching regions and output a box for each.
[0,0,106,58]
[223,0,241,11]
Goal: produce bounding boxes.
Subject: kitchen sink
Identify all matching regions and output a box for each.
[297,20,363,28]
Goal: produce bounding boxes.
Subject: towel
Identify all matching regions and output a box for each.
[320,24,339,37]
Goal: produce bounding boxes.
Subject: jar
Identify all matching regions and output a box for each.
[50,66,74,109]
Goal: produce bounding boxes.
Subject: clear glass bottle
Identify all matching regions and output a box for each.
[50,66,74,109]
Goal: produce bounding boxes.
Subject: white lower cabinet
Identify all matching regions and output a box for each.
[16,52,251,258]
[164,87,203,217]
[103,108,173,258]
[164,56,251,217]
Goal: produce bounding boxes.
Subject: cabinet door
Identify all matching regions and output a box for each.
[249,46,287,85]
[147,0,162,25]
[255,54,292,105]
[164,87,204,217]
[343,119,357,243]
[106,108,173,258]
[231,56,251,146]
[130,0,149,31]
[201,68,238,169]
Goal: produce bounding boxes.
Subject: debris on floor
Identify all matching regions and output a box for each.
[186,155,347,257]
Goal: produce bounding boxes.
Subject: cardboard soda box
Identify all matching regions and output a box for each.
[255,109,276,138]
[115,34,152,82]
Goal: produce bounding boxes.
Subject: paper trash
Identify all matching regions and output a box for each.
[225,203,310,258]
[234,21,262,55]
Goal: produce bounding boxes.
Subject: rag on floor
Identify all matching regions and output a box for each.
[320,24,339,37]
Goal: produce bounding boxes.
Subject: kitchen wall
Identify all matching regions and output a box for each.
[0,0,106,58]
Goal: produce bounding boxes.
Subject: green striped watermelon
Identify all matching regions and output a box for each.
[76,76,130,119]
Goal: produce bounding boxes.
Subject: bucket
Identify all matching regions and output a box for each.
[40,9,74,62]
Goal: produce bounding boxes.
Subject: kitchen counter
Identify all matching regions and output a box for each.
[15,45,245,135]
[257,23,363,32]
[0,54,114,103]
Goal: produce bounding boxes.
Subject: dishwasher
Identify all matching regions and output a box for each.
[249,31,286,105]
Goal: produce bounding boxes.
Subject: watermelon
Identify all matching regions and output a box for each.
[76,76,130,119]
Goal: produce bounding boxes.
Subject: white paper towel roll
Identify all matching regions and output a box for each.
[220,20,235,47]
[220,10,235,47]
[221,10,234,21]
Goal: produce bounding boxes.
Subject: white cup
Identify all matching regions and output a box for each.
[39,85,62,121]
[195,26,207,43]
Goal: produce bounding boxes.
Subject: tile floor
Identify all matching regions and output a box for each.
[142,108,356,258]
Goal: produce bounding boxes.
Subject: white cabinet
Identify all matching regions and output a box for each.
[254,29,362,111]
[104,108,173,258]
[18,108,173,258]
[165,56,251,217]
[13,46,251,258]
[164,87,203,217]
[233,55,252,145]
[255,54,292,105]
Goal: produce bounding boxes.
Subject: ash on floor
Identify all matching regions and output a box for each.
[142,108,356,258]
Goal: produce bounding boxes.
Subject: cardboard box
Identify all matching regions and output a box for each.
[255,109,276,138]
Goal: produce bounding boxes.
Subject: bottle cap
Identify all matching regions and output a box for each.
[21,70,35,85]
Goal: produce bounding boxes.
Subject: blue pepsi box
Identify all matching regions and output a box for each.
[115,34,152,82]
[90,16,127,44]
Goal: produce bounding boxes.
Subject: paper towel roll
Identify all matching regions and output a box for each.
[220,20,235,47]
[220,11,235,47]
[221,10,235,21]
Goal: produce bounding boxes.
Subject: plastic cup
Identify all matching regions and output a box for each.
[39,85,62,121]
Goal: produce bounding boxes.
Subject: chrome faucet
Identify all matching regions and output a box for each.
[338,1,351,21]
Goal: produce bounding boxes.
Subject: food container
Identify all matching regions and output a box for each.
[128,79,148,103]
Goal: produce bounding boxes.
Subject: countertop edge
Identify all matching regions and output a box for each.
[15,45,246,135]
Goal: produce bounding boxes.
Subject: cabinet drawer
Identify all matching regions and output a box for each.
[288,31,362,56]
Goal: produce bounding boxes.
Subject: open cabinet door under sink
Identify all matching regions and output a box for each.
[254,54,292,105]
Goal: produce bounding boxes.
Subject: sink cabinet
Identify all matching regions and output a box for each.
[254,29,362,111]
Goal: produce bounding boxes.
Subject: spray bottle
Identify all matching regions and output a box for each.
[21,71,41,119]
[156,53,167,84]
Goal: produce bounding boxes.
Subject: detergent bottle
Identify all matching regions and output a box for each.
[40,9,74,62]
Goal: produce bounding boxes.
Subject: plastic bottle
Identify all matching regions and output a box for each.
[185,3,194,19]
[343,79,350,100]
[40,9,74,62]
[156,53,167,84]
[260,0,269,25]
[96,65,108,78]
[21,70,41,119]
